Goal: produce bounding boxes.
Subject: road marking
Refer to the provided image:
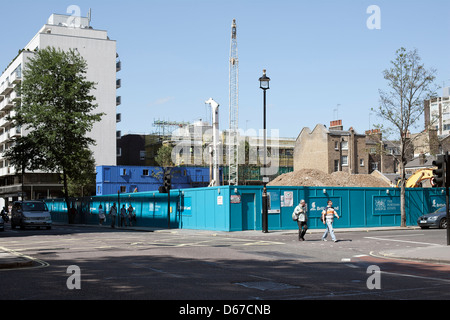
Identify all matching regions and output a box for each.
[131,263,183,278]
[364,236,442,246]
[379,270,450,284]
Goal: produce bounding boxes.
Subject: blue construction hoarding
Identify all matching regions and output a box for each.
[46,185,445,232]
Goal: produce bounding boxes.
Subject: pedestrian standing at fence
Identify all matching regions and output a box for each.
[295,200,308,241]
[109,202,117,228]
[321,200,340,242]
[120,204,127,227]
[127,204,135,227]
[98,204,105,226]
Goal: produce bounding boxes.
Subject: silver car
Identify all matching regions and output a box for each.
[11,201,52,230]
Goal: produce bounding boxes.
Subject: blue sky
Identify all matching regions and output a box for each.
[1,0,450,139]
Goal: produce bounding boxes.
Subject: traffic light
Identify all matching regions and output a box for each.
[164,173,172,192]
[433,154,446,188]
[158,172,172,193]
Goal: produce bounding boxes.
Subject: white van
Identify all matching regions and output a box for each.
[11,201,52,230]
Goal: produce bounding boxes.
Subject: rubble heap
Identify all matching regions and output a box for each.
[268,169,390,188]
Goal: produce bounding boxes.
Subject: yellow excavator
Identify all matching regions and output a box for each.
[396,168,435,188]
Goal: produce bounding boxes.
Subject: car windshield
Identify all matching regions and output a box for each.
[21,202,48,212]
[435,207,447,214]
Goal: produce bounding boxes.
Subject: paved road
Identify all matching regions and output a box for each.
[1,225,449,303]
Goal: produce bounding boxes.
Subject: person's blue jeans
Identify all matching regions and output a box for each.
[322,219,336,241]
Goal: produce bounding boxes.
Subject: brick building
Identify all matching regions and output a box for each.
[294,120,368,174]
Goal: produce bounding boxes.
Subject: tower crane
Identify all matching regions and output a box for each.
[228,19,239,185]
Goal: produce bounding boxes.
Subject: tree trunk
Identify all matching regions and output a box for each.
[400,161,407,227]
[63,169,73,224]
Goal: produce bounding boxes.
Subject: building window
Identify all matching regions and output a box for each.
[143,169,149,176]
[360,159,364,167]
[371,162,379,171]
[334,160,339,172]
[140,150,146,161]
[120,186,127,193]
[341,141,348,150]
[341,156,348,166]
[120,168,127,176]
[334,141,339,150]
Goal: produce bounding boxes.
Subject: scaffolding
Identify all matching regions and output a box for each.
[152,119,189,137]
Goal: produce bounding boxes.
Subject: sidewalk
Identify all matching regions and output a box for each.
[0,224,449,269]
[0,247,33,270]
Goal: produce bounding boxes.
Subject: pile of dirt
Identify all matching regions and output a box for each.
[268,169,390,188]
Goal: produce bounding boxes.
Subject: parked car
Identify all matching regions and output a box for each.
[0,215,4,231]
[417,206,448,229]
[11,201,52,230]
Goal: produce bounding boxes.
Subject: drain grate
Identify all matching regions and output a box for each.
[235,281,299,291]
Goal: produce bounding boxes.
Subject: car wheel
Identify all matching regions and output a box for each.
[439,218,447,229]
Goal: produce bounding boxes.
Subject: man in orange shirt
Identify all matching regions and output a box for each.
[321,200,340,242]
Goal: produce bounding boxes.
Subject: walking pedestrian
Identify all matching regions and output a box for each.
[120,204,127,227]
[109,202,117,228]
[295,200,308,241]
[98,204,105,225]
[321,200,340,242]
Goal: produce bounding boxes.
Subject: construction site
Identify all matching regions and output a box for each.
[268,168,391,188]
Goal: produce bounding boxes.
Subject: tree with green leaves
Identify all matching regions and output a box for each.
[5,47,103,211]
[374,47,437,227]
[155,144,174,168]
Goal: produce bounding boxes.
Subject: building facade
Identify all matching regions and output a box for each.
[294,120,368,174]
[0,13,119,203]
[424,87,450,135]
[96,165,220,196]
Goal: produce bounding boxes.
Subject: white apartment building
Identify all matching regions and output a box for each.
[425,87,450,135]
[0,13,120,201]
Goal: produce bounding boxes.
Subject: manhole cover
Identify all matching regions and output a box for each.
[235,281,299,291]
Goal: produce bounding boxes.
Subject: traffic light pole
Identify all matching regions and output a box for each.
[446,153,450,246]
[167,190,171,229]
[433,152,450,245]
[446,184,450,246]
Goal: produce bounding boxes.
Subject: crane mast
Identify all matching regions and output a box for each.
[228,19,239,186]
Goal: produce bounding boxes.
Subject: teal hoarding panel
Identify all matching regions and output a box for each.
[46,186,445,232]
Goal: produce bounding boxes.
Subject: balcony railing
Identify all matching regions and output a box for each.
[10,71,22,84]
[0,81,13,96]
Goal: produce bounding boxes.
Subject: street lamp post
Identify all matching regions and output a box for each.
[259,69,270,233]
